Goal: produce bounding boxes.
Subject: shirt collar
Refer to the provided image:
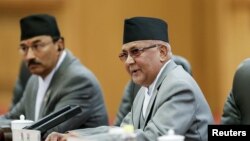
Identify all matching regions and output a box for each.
[38,50,67,83]
[144,59,172,96]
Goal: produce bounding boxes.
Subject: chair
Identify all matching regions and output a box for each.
[172,55,192,75]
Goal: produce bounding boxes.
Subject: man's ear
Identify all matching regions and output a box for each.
[57,38,64,52]
[159,45,168,61]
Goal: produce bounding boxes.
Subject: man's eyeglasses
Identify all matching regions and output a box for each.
[118,44,158,62]
[19,41,53,55]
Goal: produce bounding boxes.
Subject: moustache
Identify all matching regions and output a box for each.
[27,59,41,67]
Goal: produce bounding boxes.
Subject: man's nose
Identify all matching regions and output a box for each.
[25,48,36,60]
[125,54,135,65]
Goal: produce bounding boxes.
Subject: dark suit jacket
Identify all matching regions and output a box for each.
[1,50,108,137]
[221,58,250,124]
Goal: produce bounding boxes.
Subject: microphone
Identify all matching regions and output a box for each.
[24,105,71,130]
[24,105,82,136]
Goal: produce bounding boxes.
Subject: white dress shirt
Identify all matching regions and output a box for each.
[35,50,66,121]
[142,59,171,118]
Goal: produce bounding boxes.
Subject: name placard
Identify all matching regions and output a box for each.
[12,129,41,141]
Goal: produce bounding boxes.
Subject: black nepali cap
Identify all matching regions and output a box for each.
[123,17,169,44]
[20,14,61,40]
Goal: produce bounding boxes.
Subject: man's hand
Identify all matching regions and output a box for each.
[45,132,76,141]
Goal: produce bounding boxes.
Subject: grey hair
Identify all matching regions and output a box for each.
[151,40,172,57]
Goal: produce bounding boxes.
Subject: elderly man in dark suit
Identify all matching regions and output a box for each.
[0,14,108,138]
[46,17,213,141]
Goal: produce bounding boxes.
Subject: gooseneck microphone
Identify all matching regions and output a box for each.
[24,105,81,136]
[24,105,71,130]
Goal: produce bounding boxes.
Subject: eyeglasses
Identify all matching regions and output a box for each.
[118,44,158,62]
[19,41,53,55]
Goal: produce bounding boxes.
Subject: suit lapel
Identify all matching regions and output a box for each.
[29,78,39,120]
[133,88,145,129]
[143,60,177,128]
[144,88,157,126]
[38,89,52,119]
[37,50,75,119]
[49,49,75,87]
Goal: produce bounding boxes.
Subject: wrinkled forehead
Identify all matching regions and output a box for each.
[20,35,52,45]
[122,40,155,51]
